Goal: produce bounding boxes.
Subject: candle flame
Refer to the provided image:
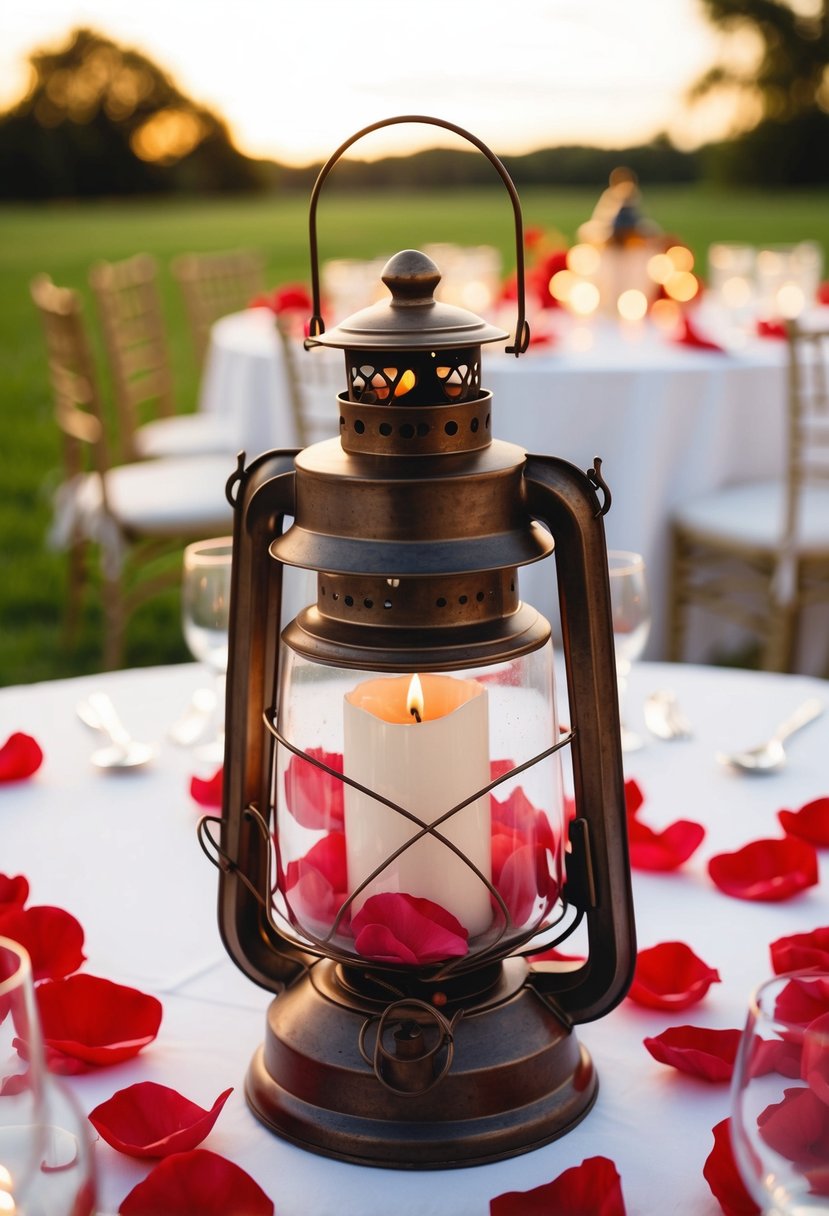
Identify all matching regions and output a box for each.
[407,673,424,722]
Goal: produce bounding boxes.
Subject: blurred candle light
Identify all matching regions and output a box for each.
[567,243,601,277]
[570,280,600,317]
[666,244,694,273]
[664,271,699,303]
[617,289,648,322]
[647,253,674,285]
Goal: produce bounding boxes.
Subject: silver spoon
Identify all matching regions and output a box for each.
[168,686,217,747]
[644,690,693,741]
[76,692,156,770]
[716,696,824,774]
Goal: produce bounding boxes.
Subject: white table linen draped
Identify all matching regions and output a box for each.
[2,659,828,1214]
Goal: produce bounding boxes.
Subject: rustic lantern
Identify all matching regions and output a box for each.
[202,116,635,1168]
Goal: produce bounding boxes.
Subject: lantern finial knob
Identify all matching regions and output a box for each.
[381,250,441,307]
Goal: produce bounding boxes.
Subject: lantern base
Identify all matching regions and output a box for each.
[245,958,597,1169]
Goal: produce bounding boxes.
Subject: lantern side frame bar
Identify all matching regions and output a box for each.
[523,453,637,1023]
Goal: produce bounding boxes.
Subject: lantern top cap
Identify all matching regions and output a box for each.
[306,248,508,352]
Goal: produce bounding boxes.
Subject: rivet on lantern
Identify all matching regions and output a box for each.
[212,115,635,1170]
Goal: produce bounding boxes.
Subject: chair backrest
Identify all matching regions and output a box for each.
[786,320,829,531]
[30,274,110,485]
[89,253,175,462]
[276,322,343,448]
[171,248,266,368]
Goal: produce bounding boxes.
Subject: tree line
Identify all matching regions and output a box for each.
[1,8,827,201]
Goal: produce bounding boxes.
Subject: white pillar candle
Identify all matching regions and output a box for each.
[343,672,492,938]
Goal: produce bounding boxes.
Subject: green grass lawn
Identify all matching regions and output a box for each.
[2,184,828,687]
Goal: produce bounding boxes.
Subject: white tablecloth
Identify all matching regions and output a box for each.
[198,311,789,664]
[2,660,828,1214]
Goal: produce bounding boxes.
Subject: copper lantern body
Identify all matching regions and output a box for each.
[207,117,635,1169]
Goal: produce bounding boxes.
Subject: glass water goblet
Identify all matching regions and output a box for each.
[181,536,233,764]
[731,970,829,1215]
[0,936,95,1216]
[607,550,651,753]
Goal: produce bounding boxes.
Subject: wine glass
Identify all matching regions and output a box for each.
[0,936,95,1215]
[181,536,233,764]
[607,550,651,752]
[731,970,829,1215]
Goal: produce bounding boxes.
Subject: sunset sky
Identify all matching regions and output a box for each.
[1,0,740,165]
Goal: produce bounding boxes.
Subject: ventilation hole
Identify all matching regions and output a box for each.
[400,423,414,439]
[510,581,515,592]
[344,595,354,607]
[386,577,400,588]
[384,599,393,609]
[360,365,373,376]
[470,417,479,433]
[393,369,416,396]
[459,595,468,605]
[354,419,365,435]
[320,585,326,596]
[382,367,398,379]
[416,422,430,437]
[444,420,459,436]
[332,592,339,601]
[339,416,345,428]
[436,597,447,608]
[486,414,491,429]
[476,591,485,602]
[379,422,392,437]
[364,598,373,609]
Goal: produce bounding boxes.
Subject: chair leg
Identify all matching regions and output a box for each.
[762,599,799,673]
[666,529,688,663]
[63,538,87,642]
[101,572,125,670]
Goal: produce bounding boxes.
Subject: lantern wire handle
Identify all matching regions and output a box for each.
[307,115,530,356]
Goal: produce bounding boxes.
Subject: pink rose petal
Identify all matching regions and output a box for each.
[643,1025,742,1082]
[284,832,348,929]
[0,732,43,782]
[703,1118,761,1215]
[283,748,344,830]
[118,1148,273,1215]
[778,799,829,847]
[89,1082,233,1158]
[490,1155,626,1215]
[352,893,468,965]
[628,941,720,1011]
[27,974,162,1072]
[708,837,819,902]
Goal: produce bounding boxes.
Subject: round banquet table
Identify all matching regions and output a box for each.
[198,309,790,665]
[2,659,828,1215]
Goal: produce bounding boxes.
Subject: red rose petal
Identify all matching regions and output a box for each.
[0,874,29,910]
[708,837,819,901]
[284,832,348,928]
[29,974,162,1071]
[490,1155,626,1216]
[0,905,85,981]
[628,941,721,1011]
[774,976,829,1026]
[283,748,344,830]
[89,1082,233,1159]
[628,817,706,872]
[189,767,223,808]
[0,732,43,782]
[643,1025,742,1082]
[758,1085,829,1168]
[118,1148,273,1216]
[703,1118,761,1216]
[771,926,829,974]
[625,778,645,818]
[352,893,468,965]
[801,1012,829,1105]
[779,798,829,847]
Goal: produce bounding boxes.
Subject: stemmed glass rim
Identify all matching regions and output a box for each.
[607,549,645,576]
[0,934,33,996]
[183,535,234,566]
